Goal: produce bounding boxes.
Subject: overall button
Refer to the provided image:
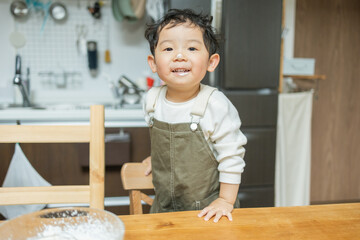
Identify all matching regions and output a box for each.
[190,123,198,131]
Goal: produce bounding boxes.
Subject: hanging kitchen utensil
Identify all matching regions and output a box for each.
[9,31,26,51]
[10,0,29,19]
[76,24,88,56]
[104,17,111,63]
[131,0,146,19]
[112,0,137,22]
[118,75,144,105]
[111,0,122,21]
[18,0,51,32]
[87,41,98,77]
[146,0,164,22]
[49,2,68,22]
[88,0,103,19]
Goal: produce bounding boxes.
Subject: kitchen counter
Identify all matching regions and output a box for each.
[0,107,147,128]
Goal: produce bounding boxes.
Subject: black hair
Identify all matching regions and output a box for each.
[145,9,219,56]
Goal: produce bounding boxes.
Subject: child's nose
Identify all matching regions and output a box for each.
[174,52,186,61]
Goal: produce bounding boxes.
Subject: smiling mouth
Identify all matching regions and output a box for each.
[172,68,190,76]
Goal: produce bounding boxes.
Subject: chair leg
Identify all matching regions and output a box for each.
[129,190,143,214]
[141,192,154,206]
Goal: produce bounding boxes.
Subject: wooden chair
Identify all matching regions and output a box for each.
[0,105,105,210]
[121,162,154,214]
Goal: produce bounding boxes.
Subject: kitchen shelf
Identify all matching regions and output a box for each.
[282,74,327,99]
[283,74,326,80]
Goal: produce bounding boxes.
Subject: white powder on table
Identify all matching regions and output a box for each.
[27,211,124,240]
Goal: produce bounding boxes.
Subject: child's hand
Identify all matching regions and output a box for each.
[142,156,152,175]
[198,198,234,223]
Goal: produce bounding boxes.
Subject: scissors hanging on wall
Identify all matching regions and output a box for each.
[75,24,88,56]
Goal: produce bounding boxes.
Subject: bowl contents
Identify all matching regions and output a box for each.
[0,207,125,240]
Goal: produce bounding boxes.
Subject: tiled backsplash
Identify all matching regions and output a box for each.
[0,0,153,105]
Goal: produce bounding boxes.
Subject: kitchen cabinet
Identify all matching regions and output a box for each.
[220,0,282,89]
[241,128,276,186]
[224,90,278,127]
[219,0,282,207]
[239,186,274,207]
[168,0,211,15]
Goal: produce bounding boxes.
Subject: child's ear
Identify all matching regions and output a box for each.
[147,55,157,73]
[207,53,220,72]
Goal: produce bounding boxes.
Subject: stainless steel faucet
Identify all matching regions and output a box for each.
[13,54,31,107]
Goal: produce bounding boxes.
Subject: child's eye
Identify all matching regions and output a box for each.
[188,47,197,51]
[164,47,173,51]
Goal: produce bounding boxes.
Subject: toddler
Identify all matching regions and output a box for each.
[142,9,247,223]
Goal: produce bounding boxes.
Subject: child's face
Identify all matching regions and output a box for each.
[147,22,219,91]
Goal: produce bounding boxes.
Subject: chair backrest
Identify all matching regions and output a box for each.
[0,105,105,210]
[121,162,154,214]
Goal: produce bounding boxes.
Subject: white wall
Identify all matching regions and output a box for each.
[0,0,153,105]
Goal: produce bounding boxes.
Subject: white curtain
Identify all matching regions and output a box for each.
[275,91,313,207]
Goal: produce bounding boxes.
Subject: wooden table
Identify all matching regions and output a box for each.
[119,203,360,240]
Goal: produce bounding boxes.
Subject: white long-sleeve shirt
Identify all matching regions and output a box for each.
[144,87,247,184]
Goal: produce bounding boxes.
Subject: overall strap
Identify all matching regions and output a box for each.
[145,85,166,127]
[189,84,217,131]
[191,84,217,118]
[145,85,166,114]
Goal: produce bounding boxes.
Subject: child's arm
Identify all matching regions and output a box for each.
[198,182,239,222]
[142,156,152,175]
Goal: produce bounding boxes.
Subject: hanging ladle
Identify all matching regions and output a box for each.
[10,0,29,19]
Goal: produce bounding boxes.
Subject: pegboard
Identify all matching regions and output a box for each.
[15,1,111,91]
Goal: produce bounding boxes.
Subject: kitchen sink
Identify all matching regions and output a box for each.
[0,103,47,110]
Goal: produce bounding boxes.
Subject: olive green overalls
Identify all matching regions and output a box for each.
[146,84,240,213]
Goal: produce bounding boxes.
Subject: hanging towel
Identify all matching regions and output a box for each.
[275,91,313,207]
[0,143,51,219]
